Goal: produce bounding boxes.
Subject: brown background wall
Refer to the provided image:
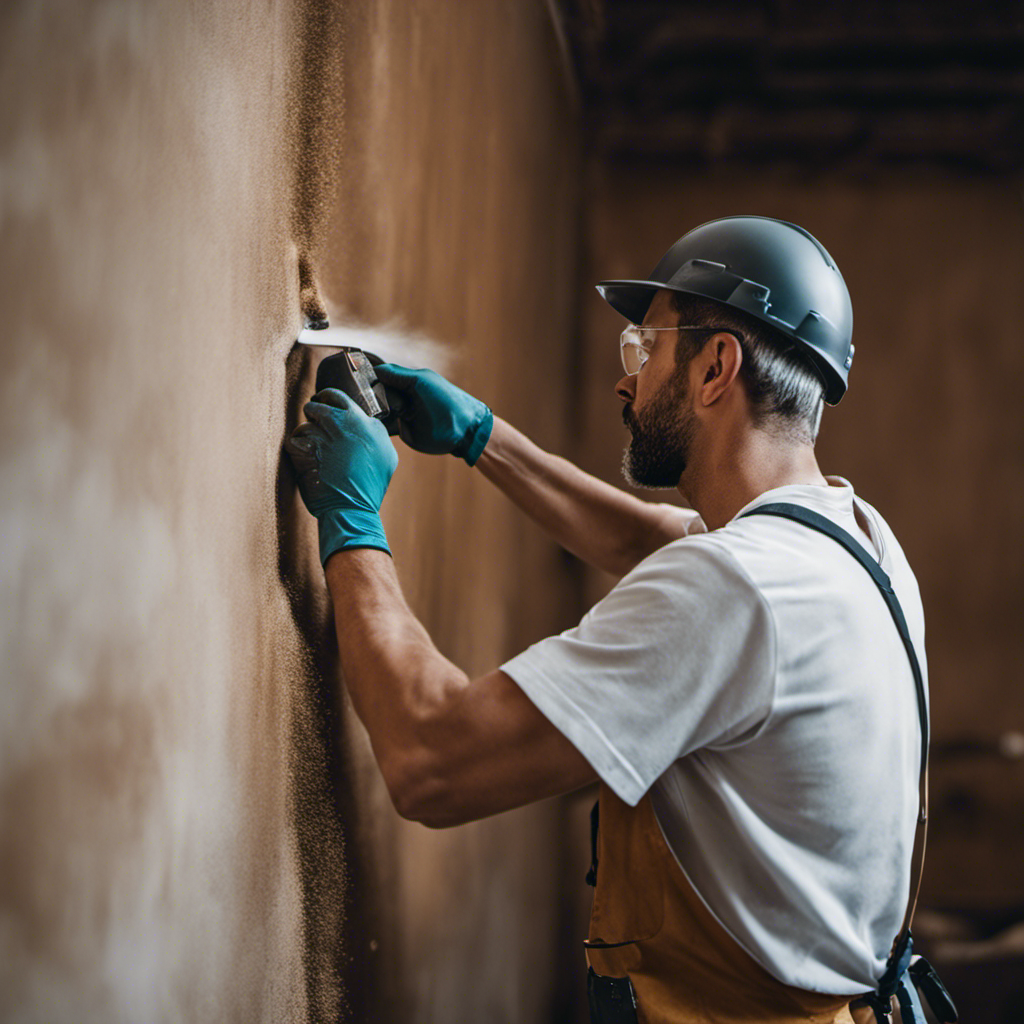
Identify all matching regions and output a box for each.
[0,1,584,1021]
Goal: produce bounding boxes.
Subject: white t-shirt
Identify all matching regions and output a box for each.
[501,478,925,995]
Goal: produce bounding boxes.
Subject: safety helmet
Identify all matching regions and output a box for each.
[597,216,854,404]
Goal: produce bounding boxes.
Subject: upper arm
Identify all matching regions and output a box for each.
[394,669,598,828]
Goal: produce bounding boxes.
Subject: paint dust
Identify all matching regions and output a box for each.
[296,321,455,374]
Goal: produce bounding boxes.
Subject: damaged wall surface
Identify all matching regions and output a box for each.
[0,1,583,1021]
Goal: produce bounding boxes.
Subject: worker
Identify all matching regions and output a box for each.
[285,217,948,1024]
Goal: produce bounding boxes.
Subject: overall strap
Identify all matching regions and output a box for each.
[739,502,930,950]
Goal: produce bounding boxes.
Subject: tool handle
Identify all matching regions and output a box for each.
[315,349,399,435]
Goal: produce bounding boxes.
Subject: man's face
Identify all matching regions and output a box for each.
[618,291,699,489]
[621,362,697,488]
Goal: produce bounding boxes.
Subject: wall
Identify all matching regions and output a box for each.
[578,164,1024,913]
[0,1,583,1021]
[309,1,587,1020]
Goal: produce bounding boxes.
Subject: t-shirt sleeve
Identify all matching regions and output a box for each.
[501,537,776,806]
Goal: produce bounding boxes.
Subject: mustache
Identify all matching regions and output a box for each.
[622,403,635,429]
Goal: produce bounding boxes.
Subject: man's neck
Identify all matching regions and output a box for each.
[680,426,828,531]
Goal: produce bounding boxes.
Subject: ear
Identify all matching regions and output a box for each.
[697,332,743,407]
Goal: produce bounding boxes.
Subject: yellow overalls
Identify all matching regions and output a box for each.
[585,784,856,1024]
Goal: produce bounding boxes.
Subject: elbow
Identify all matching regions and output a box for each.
[393,796,456,830]
[381,743,468,829]
[616,519,686,573]
[385,756,429,823]
[375,669,475,828]
[386,764,461,829]
[603,537,650,578]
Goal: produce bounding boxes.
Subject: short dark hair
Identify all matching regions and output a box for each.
[669,291,825,443]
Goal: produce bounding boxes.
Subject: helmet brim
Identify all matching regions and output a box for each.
[595,280,665,327]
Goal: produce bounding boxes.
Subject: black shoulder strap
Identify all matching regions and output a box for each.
[740,501,930,945]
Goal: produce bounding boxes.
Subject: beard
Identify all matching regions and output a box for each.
[621,370,698,489]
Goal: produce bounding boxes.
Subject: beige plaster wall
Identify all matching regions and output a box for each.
[0,1,583,1021]
[578,164,1024,911]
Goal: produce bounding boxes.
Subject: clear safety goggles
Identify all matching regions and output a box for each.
[619,324,728,375]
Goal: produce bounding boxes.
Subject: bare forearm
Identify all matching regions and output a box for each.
[475,416,688,575]
[323,547,596,825]
[324,548,467,799]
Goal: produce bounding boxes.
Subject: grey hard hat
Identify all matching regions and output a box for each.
[597,216,854,404]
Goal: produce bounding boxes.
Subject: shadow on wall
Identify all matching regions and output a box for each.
[276,341,352,1020]
[277,336,436,1023]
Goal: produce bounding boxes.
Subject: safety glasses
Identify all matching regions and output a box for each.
[620,325,732,376]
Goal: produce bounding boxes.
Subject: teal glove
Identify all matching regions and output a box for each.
[284,388,398,564]
[373,363,493,465]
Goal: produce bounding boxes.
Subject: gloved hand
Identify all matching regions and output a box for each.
[284,388,398,564]
[373,363,493,465]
